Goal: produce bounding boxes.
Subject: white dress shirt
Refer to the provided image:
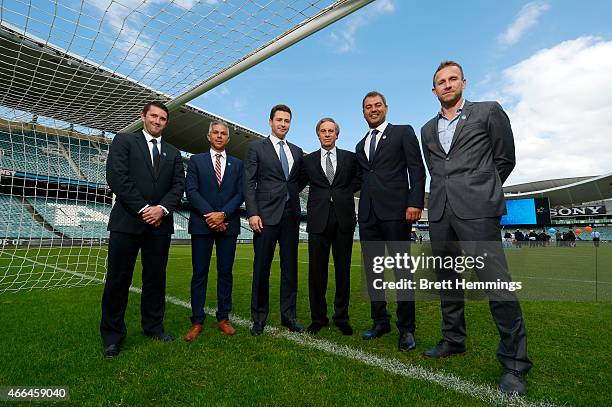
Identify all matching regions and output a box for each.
[364,121,389,161]
[139,129,168,215]
[320,146,337,174]
[269,134,294,174]
[210,148,227,181]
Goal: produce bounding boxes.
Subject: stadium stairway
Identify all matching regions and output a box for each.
[21,197,65,238]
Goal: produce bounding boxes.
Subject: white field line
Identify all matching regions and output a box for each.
[7,253,559,407]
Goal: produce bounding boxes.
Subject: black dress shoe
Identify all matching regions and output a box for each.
[498,369,527,395]
[423,339,466,358]
[306,322,326,335]
[398,332,416,351]
[104,344,120,358]
[145,331,175,342]
[282,319,305,333]
[362,323,391,340]
[251,322,265,336]
[335,322,353,336]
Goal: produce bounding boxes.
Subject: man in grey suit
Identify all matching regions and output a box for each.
[244,104,305,336]
[420,61,532,395]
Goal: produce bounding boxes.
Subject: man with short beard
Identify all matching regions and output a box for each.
[420,61,532,395]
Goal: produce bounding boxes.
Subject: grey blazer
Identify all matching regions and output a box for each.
[420,101,515,222]
[243,137,303,226]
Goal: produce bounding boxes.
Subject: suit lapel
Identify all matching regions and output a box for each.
[264,137,286,178]
[331,149,344,186]
[136,132,156,179]
[429,119,446,154]
[313,150,327,181]
[202,152,217,186]
[287,142,300,179]
[220,155,232,188]
[356,133,369,168]
[371,124,392,164]
[158,140,172,177]
[447,100,472,154]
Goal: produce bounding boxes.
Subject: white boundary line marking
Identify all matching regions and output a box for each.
[6,253,561,407]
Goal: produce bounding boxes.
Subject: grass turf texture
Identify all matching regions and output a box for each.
[0,243,610,406]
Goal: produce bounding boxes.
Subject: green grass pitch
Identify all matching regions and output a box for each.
[0,242,610,405]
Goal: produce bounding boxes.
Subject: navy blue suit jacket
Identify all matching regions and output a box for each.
[186,152,244,236]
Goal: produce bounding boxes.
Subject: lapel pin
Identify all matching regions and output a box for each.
[228,162,231,166]
[162,152,167,156]
[382,135,387,139]
[461,115,467,120]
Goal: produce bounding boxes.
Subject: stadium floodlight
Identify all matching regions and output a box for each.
[0,0,373,293]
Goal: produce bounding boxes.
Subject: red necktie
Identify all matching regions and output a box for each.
[215,153,222,186]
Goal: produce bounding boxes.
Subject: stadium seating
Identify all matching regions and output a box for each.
[58,136,107,184]
[0,131,80,180]
[173,210,190,239]
[28,198,111,239]
[0,194,55,239]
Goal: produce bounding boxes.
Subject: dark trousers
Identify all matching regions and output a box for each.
[308,204,353,325]
[429,200,533,373]
[251,203,299,324]
[190,234,237,324]
[359,207,415,334]
[100,231,170,347]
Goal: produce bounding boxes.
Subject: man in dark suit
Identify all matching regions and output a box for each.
[101,101,185,358]
[184,120,243,342]
[244,104,305,336]
[355,91,426,351]
[420,61,532,395]
[300,118,360,335]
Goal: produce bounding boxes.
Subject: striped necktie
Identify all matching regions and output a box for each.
[215,153,222,186]
[325,151,334,184]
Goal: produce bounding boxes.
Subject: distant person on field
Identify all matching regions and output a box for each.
[101,101,185,358]
[184,120,244,342]
[591,228,600,247]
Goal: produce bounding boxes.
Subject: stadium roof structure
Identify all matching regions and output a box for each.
[0,21,265,157]
[418,174,612,213]
[0,1,374,157]
[503,173,612,206]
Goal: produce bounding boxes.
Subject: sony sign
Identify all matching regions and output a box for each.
[550,205,605,217]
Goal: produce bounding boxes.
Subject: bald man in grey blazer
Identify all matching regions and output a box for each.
[420,61,532,395]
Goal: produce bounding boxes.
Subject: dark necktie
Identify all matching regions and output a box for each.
[151,139,160,172]
[368,129,379,163]
[325,151,334,184]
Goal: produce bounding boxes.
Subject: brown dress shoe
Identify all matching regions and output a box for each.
[218,320,236,336]
[184,324,203,342]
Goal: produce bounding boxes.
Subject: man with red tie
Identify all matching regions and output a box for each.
[184,120,244,341]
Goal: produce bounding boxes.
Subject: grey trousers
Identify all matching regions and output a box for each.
[429,200,533,373]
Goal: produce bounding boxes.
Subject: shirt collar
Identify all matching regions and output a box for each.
[321,146,337,156]
[142,129,162,144]
[369,121,388,136]
[269,134,287,146]
[438,99,465,120]
[210,148,226,159]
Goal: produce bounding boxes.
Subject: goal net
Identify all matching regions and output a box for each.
[0,0,351,293]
